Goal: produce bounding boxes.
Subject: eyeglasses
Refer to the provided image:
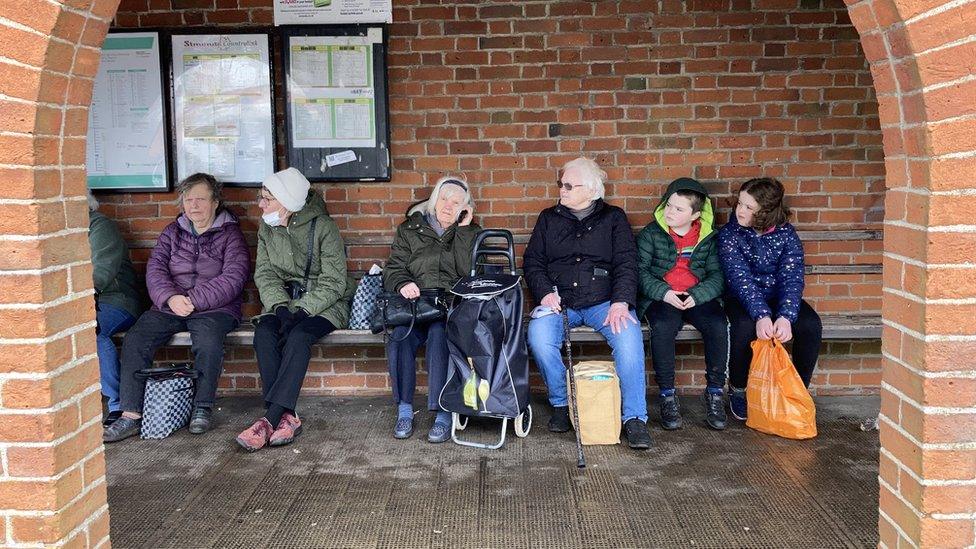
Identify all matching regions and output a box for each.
[556,180,582,191]
[257,192,277,204]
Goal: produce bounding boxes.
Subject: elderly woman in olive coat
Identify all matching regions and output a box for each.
[237,167,354,452]
[384,176,480,443]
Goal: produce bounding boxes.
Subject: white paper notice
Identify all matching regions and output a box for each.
[273,0,392,25]
[325,150,357,167]
[86,32,168,190]
[172,34,275,185]
[288,35,376,148]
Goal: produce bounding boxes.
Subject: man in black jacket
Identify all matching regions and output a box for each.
[523,157,650,450]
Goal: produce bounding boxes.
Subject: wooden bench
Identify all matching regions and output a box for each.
[149,313,881,347]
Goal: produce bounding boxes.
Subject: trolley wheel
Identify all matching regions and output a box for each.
[453,413,468,432]
[514,405,532,438]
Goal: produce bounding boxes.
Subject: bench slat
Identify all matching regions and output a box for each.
[157,314,881,347]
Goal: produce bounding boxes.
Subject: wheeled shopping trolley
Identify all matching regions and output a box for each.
[438,229,532,449]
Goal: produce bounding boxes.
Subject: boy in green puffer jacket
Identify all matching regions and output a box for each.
[636,177,728,432]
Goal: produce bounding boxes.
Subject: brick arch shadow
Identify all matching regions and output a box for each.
[1,0,974,546]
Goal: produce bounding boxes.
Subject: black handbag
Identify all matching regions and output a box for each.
[370,288,448,342]
[134,363,199,439]
[285,217,318,300]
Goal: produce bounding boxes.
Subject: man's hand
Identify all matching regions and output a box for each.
[540,292,562,313]
[167,295,194,317]
[755,316,775,340]
[773,317,793,343]
[399,282,421,299]
[603,302,637,335]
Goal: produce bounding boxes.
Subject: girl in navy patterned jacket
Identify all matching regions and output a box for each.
[718,178,823,421]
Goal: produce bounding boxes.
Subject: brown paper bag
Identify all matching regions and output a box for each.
[567,361,621,445]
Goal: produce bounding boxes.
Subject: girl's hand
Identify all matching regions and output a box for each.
[773,317,793,343]
[755,316,775,340]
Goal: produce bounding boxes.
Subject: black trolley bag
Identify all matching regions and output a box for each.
[439,229,532,449]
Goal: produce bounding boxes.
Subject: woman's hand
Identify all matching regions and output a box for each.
[167,295,194,317]
[458,207,472,227]
[773,317,793,343]
[603,302,638,335]
[755,316,775,340]
[540,292,561,313]
[399,282,421,299]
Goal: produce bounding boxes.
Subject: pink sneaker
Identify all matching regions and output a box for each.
[269,413,302,447]
[236,418,274,452]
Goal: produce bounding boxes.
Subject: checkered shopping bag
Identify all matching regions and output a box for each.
[349,272,383,330]
[136,364,199,440]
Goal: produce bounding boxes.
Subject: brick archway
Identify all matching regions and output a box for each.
[0,1,973,546]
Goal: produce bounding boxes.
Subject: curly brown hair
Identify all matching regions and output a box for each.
[735,177,790,231]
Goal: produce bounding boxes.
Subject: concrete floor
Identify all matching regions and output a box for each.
[104,395,880,548]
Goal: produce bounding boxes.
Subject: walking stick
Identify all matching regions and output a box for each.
[555,287,586,469]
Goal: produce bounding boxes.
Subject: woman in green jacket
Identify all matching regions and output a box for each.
[384,176,480,443]
[237,167,354,452]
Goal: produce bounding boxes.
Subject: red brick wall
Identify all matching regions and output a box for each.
[108,0,884,395]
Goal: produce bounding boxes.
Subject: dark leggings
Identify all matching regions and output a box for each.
[253,315,336,413]
[726,298,822,389]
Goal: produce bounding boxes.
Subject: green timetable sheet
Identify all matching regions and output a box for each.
[287,33,378,149]
[86,32,168,190]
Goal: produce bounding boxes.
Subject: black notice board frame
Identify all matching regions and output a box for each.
[163,27,280,189]
[279,24,391,183]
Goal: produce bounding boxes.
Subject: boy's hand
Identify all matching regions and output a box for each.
[683,295,696,309]
[755,316,775,340]
[663,290,686,310]
[773,317,793,343]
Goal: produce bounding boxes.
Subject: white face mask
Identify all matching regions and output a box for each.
[262,210,282,226]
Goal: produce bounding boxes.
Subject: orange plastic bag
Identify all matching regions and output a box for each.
[745,338,817,439]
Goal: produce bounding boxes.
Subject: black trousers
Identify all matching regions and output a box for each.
[119,310,238,413]
[726,298,822,389]
[646,299,729,390]
[385,320,449,410]
[253,315,336,411]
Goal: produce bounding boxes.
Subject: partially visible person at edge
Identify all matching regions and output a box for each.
[383,176,481,443]
[718,177,823,421]
[636,178,728,432]
[103,173,250,442]
[237,167,354,452]
[522,156,651,450]
[88,191,144,428]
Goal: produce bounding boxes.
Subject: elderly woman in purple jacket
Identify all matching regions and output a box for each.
[104,173,250,443]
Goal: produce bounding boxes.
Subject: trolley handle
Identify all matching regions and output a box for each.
[470,229,516,275]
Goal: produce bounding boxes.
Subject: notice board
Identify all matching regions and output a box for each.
[280,25,390,182]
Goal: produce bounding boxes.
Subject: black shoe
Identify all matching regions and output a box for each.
[702,390,728,430]
[188,407,213,435]
[548,406,571,433]
[102,410,123,427]
[658,394,682,430]
[103,416,141,443]
[623,418,651,450]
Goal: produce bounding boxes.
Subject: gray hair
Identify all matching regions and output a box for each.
[561,157,607,201]
[86,190,99,211]
[426,175,474,216]
[177,173,223,211]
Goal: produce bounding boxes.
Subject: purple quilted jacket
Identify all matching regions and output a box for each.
[146,209,250,321]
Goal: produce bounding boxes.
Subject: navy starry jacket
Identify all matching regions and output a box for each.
[717,219,806,323]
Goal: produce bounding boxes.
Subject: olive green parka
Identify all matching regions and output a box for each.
[636,177,724,319]
[254,190,354,329]
[383,202,482,293]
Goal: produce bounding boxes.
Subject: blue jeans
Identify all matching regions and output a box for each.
[96,303,137,412]
[527,300,648,423]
